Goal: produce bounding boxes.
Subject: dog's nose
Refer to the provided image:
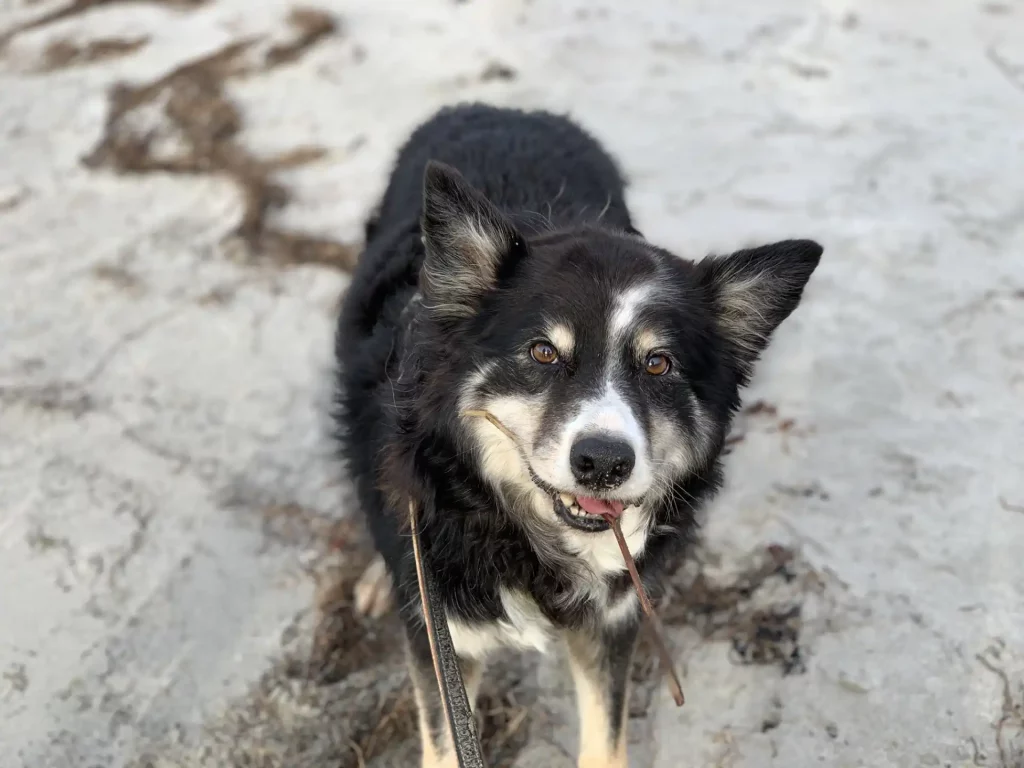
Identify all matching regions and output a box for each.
[570,435,635,489]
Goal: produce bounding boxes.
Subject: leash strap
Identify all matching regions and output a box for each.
[408,500,487,768]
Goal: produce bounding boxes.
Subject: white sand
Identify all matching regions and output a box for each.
[1,0,1022,766]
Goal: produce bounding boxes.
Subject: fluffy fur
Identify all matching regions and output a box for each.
[334,103,822,767]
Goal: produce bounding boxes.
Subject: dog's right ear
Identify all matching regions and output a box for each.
[421,161,524,321]
[696,238,823,378]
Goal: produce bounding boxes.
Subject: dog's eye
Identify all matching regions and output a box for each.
[530,342,559,365]
[644,353,671,376]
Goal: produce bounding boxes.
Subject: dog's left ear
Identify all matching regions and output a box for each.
[420,160,525,322]
[696,239,823,375]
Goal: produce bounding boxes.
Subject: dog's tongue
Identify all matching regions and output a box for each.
[576,496,625,519]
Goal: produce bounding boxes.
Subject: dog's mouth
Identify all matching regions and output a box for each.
[553,493,630,533]
[463,409,640,535]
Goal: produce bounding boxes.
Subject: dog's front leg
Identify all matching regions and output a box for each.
[565,618,641,768]
[406,623,484,768]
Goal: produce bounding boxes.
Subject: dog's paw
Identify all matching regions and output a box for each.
[578,758,627,768]
[354,554,394,618]
[420,750,460,768]
[577,751,628,768]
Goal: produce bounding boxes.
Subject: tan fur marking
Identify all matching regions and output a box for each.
[566,632,630,768]
[546,322,575,357]
[411,668,454,768]
[463,392,543,496]
[353,553,394,618]
[634,327,662,354]
[409,651,483,768]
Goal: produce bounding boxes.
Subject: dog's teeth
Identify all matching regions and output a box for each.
[559,493,575,508]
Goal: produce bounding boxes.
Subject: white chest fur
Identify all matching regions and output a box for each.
[446,583,639,661]
[448,587,553,660]
[558,517,649,578]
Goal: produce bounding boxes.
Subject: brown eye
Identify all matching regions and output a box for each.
[644,353,671,376]
[530,342,558,364]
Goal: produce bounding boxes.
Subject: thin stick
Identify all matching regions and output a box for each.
[604,514,685,707]
[463,409,520,444]
[408,499,454,730]
[463,408,686,707]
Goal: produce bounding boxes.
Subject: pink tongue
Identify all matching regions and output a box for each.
[576,496,625,519]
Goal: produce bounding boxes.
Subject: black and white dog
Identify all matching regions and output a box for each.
[334,103,822,768]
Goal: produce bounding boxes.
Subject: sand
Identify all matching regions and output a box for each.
[1,0,1022,766]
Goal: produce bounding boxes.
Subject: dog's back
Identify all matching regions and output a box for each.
[374,104,633,236]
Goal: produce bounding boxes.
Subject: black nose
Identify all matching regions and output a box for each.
[570,435,635,489]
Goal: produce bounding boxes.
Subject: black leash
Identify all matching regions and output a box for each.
[408,500,487,768]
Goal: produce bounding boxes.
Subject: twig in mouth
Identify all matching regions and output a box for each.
[463,409,520,444]
[604,514,685,706]
[463,408,686,707]
[463,409,555,493]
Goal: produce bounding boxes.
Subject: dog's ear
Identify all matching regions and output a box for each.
[696,239,823,375]
[421,161,524,321]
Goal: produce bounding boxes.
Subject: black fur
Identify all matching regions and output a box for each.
[333,103,821,758]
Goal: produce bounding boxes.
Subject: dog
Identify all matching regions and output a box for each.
[334,103,822,768]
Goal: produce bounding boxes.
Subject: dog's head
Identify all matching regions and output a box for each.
[419,161,821,546]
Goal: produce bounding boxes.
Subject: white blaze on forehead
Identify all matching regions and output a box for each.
[610,282,658,341]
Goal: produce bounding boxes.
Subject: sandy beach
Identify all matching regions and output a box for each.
[1,1,1022,766]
